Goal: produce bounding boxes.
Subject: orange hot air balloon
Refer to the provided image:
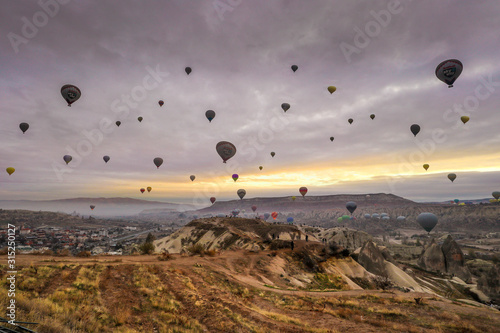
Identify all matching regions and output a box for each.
[147,187,152,192]
[271,212,278,220]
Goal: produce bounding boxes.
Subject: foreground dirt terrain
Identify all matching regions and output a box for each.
[2,250,500,332]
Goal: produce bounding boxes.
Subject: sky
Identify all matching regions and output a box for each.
[1,0,500,206]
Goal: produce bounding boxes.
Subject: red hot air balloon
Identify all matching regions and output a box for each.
[140,188,145,193]
[210,197,216,204]
[251,205,257,212]
[299,187,308,197]
[158,100,164,107]
[271,212,278,220]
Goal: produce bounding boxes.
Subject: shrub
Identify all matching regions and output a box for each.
[76,251,91,257]
[187,243,205,256]
[140,242,155,255]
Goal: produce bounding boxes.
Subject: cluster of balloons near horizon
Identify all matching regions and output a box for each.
[139,187,152,193]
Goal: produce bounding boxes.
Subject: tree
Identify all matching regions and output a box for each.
[140,242,155,255]
[145,232,156,243]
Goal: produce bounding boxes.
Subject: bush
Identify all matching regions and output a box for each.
[140,242,155,255]
[157,252,172,261]
[187,243,205,256]
[76,251,91,257]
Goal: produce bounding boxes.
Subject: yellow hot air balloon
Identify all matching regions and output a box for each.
[327,86,336,94]
[291,196,296,201]
[461,116,470,124]
[6,167,15,175]
[147,187,152,192]
[423,164,429,171]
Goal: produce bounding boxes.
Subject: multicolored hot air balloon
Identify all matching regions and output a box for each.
[210,197,216,204]
[454,199,460,204]
[435,59,463,88]
[417,212,438,233]
[448,173,457,182]
[346,201,357,214]
[19,123,29,134]
[153,157,163,169]
[271,212,278,220]
[63,155,72,165]
[281,103,290,112]
[232,174,239,182]
[190,175,196,181]
[90,205,95,210]
[6,167,15,175]
[327,86,336,94]
[103,156,110,163]
[237,189,246,200]
[216,141,236,163]
[140,188,145,193]
[410,124,420,136]
[147,187,152,192]
[423,164,429,171]
[299,187,308,197]
[291,65,298,72]
[61,84,81,106]
[205,110,216,122]
[158,100,164,107]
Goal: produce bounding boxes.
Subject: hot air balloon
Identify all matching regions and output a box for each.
[287,217,294,224]
[364,214,371,219]
[19,123,29,134]
[140,188,145,193]
[281,103,290,112]
[397,216,406,221]
[271,212,278,220]
[493,191,500,200]
[448,173,457,182]
[291,65,298,72]
[372,213,379,219]
[158,100,164,107]
[185,67,192,75]
[138,117,143,122]
[231,209,240,217]
[299,187,308,197]
[90,205,95,210]
[205,110,216,122]
[61,84,81,106]
[251,205,257,212]
[63,155,72,165]
[264,213,270,220]
[210,197,216,204]
[237,189,246,200]
[103,156,110,163]
[348,118,353,124]
[370,114,375,120]
[291,196,296,201]
[330,137,334,142]
[461,116,469,124]
[115,121,121,127]
[216,141,236,163]
[153,157,163,169]
[342,215,350,221]
[423,164,429,171]
[337,217,343,222]
[232,174,239,182]
[346,201,357,214]
[417,212,438,233]
[435,59,463,88]
[410,124,420,136]
[6,167,15,175]
[190,175,195,181]
[270,152,275,157]
[259,166,263,170]
[147,187,152,192]
[327,86,336,94]
[454,199,459,204]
